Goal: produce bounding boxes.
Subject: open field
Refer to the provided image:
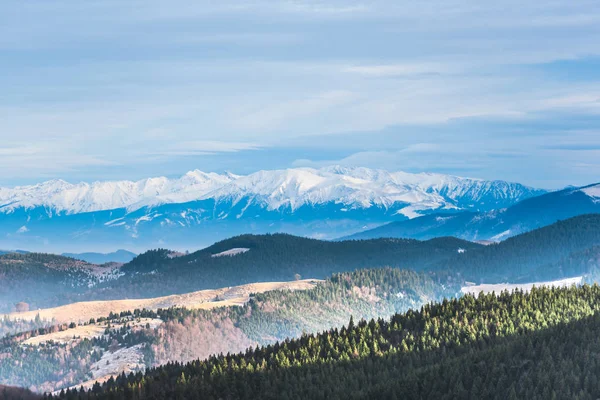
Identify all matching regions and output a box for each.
[4,279,321,325]
[22,318,162,346]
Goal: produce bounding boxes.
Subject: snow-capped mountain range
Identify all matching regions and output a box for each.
[0,166,543,217]
[0,166,546,252]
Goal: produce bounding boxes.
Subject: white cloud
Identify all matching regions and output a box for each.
[152,141,262,156]
[343,63,448,77]
[1,0,600,186]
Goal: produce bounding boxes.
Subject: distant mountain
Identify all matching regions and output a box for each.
[62,249,137,264]
[0,249,29,256]
[344,183,600,241]
[0,166,544,251]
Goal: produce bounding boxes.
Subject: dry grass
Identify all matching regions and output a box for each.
[23,318,162,346]
[4,279,321,325]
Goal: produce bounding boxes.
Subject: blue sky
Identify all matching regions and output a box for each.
[1,0,599,189]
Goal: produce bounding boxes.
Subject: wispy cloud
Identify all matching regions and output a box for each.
[1,0,600,186]
[152,141,262,157]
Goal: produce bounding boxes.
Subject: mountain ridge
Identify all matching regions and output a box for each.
[0,166,545,252]
[0,166,544,216]
[344,183,600,242]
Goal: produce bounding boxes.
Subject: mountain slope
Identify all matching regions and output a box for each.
[0,268,452,393]
[345,183,600,241]
[427,214,600,282]
[0,167,544,251]
[0,234,479,313]
[60,284,600,400]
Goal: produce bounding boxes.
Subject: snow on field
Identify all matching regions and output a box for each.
[490,229,511,241]
[461,276,583,296]
[90,344,146,380]
[211,248,250,257]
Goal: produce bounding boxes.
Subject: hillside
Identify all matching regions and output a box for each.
[100,234,478,299]
[428,214,600,282]
[114,216,600,293]
[54,283,600,399]
[345,184,600,241]
[3,279,319,325]
[0,253,119,313]
[0,234,478,313]
[0,268,451,393]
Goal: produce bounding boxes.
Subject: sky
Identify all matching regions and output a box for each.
[1,0,600,189]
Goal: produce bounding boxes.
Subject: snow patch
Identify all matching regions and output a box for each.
[490,229,511,241]
[582,185,600,199]
[90,344,147,380]
[211,248,250,258]
[461,276,583,296]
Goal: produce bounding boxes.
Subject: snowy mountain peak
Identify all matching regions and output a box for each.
[0,167,545,218]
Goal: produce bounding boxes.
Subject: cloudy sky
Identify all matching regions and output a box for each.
[1,0,600,189]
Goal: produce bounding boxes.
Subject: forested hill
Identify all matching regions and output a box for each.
[115,215,600,298]
[1,234,477,312]
[103,234,478,299]
[1,268,453,393]
[5,215,600,312]
[54,283,600,400]
[429,213,600,282]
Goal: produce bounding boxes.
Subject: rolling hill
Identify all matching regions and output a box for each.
[0,234,477,313]
[4,214,600,314]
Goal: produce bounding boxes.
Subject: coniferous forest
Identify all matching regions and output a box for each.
[42,283,600,400]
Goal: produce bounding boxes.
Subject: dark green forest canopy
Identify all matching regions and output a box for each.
[49,283,600,400]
